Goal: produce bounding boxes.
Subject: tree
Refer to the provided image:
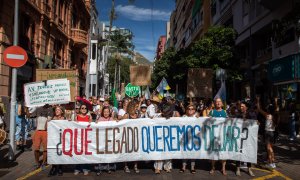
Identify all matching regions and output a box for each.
[151,26,240,94]
[107,56,133,85]
[108,0,135,93]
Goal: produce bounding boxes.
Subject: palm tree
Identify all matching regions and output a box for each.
[107,0,135,92]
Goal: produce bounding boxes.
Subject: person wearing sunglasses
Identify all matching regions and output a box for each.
[74,104,92,176]
[180,104,199,174]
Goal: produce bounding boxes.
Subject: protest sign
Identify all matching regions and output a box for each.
[187,68,213,98]
[125,83,141,97]
[36,69,79,101]
[130,65,151,86]
[24,79,71,107]
[48,117,258,164]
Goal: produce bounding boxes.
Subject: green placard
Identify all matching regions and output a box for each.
[125,83,140,97]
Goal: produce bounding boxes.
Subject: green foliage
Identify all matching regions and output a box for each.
[107,56,134,85]
[152,26,241,92]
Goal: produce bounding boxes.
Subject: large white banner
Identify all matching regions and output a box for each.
[24,79,71,107]
[48,117,258,164]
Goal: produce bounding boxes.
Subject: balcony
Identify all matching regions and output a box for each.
[42,2,51,17]
[71,29,88,47]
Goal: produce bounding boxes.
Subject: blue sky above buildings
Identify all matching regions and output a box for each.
[96,0,175,61]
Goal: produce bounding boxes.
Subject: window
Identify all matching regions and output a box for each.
[92,43,97,59]
[211,0,217,17]
[243,0,249,26]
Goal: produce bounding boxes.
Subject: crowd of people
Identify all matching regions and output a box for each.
[3,94,299,177]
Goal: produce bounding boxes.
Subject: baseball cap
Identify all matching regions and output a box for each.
[141,104,147,108]
[99,97,105,102]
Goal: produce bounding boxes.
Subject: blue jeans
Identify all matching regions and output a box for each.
[289,113,296,139]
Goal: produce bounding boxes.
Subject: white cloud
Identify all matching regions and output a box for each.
[116,5,171,21]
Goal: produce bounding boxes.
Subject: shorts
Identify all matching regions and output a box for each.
[32,130,47,151]
[265,131,274,144]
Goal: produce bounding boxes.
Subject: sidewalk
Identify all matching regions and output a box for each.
[0,133,299,180]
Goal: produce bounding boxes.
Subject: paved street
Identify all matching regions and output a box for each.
[0,134,299,180]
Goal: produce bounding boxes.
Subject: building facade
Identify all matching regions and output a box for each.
[169,0,211,50]
[168,0,300,104]
[0,0,92,98]
[155,36,166,60]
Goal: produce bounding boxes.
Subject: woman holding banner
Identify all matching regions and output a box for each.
[154,102,180,174]
[209,98,228,176]
[74,104,92,176]
[96,106,117,175]
[122,101,140,173]
[235,101,255,177]
[48,105,66,177]
[180,104,199,174]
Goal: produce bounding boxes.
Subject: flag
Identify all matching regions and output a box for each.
[144,86,151,99]
[214,80,226,102]
[111,88,118,108]
[156,77,171,99]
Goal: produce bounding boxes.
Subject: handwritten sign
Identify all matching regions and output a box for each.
[24,79,71,107]
[36,69,78,100]
[187,68,213,98]
[125,83,141,97]
[130,65,151,86]
[47,117,258,164]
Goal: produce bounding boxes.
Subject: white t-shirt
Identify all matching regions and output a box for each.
[118,109,126,116]
[265,115,275,131]
[146,104,156,118]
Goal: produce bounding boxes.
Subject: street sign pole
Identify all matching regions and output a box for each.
[9,0,19,161]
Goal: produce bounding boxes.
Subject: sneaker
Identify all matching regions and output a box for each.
[248,168,255,177]
[236,168,241,176]
[124,166,130,173]
[271,163,276,168]
[33,164,40,170]
[289,138,295,141]
[74,170,80,175]
[40,164,46,170]
[155,169,160,174]
[83,170,89,176]
[297,134,300,138]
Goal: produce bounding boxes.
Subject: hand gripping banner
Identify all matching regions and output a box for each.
[47,117,258,164]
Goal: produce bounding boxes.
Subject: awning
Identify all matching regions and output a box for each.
[268,53,300,82]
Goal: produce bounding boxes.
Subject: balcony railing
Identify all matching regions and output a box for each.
[42,2,51,17]
[71,28,88,47]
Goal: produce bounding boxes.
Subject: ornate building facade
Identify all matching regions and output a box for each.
[0,0,92,97]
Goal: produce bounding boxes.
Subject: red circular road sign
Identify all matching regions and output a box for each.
[3,46,28,68]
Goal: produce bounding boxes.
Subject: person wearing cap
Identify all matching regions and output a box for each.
[235,101,255,177]
[154,102,180,174]
[140,104,148,118]
[180,104,199,174]
[146,96,160,118]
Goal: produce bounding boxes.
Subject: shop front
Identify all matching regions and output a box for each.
[268,53,300,123]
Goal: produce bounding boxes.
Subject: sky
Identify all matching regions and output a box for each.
[96,0,175,61]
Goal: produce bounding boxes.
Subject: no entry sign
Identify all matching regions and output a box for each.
[3,46,28,68]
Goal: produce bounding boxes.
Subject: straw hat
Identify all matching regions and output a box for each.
[150,95,161,103]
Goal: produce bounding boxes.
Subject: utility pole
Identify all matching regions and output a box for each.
[8,0,19,161]
[85,2,94,98]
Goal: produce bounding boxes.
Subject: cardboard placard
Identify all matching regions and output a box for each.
[36,69,79,101]
[130,65,151,86]
[187,68,213,98]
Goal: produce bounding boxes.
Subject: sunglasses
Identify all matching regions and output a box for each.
[188,108,195,110]
[81,107,87,110]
